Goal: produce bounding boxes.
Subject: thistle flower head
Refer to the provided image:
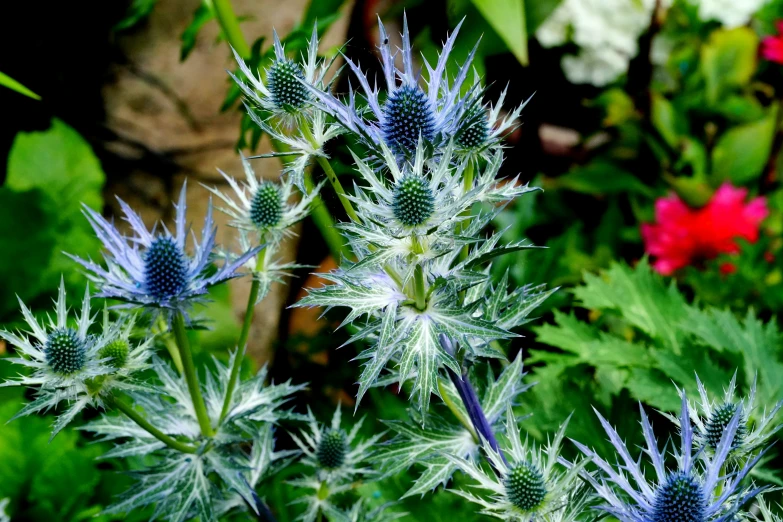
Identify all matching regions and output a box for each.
[575,395,769,522]
[291,405,382,483]
[205,154,322,243]
[391,174,435,227]
[267,57,310,113]
[309,15,482,159]
[70,182,258,317]
[447,408,590,521]
[230,24,331,125]
[382,84,436,156]
[0,280,151,438]
[99,339,130,369]
[316,429,348,470]
[452,83,528,163]
[663,374,782,461]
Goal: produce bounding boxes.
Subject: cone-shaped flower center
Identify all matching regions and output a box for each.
[392,175,435,227]
[144,236,188,300]
[456,105,490,150]
[250,182,283,228]
[651,472,706,522]
[705,402,745,450]
[99,339,130,369]
[316,429,348,470]
[382,84,435,156]
[504,461,547,512]
[45,327,86,375]
[268,59,310,112]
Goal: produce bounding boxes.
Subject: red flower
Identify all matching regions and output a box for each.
[761,22,783,64]
[641,184,768,275]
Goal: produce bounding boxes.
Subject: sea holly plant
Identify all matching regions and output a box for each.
[1,10,782,522]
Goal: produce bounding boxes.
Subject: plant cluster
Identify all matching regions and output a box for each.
[1,7,782,522]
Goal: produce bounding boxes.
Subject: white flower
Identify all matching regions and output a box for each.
[536,0,662,86]
[694,0,769,28]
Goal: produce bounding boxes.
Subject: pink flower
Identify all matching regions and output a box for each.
[641,184,768,275]
[761,22,783,64]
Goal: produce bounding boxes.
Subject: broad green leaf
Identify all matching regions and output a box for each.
[550,161,653,197]
[700,27,758,104]
[469,0,528,65]
[711,108,777,184]
[3,120,105,311]
[651,92,687,149]
[0,71,40,100]
[524,0,562,34]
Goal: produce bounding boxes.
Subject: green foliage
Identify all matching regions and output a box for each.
[1,119,104,315]
[529,260,783,425]
[0,71,40,100]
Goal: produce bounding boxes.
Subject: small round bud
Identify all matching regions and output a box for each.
[250,183,283,228]
[456,112,490,150]
[316,429,348,470]
[99,339,130,369]
[651,472,706,522]
[392,176,435,227]
[381,84,436,156]
[504,461,547,512]
[704,403,745,450]
[144,236,189,300]
[267,59,310,112]
[45,328,86,375]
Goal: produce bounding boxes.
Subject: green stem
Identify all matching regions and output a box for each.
[109,395,197,454]
[155,316,184,374]
[411,235,427,311]
[303,171,349,260]
[213,0,251,58]
[315,156,360,223]
[219,254,264,423]
[459,162,475,260]
[172,312,215,437]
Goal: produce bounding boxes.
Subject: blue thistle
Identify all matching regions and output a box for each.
[316,429,348,470]
[70,182,259,315]
[381,84,436,156]
[504,461,547,511]
[44,327,86,375]
[267,58,310,112]
[308,15,479,157]
[575,396,769,522]
[704,403,746,451]
[143,236,189,300]
[392,175,435,226]
[651,472,706,522]
[249,182,283,228]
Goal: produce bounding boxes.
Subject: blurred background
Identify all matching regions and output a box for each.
[1,0,783,520]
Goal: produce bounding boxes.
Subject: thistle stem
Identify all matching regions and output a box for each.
[213,0,251,58]
[154,316,184,374]
[172,312,215,437]
[411,235,427,310]
[439,334,508,471]
[303,170,349,260]
[459,162,475,260]
[220,252,265,423]
[108,394,197,454]
[315,155,360,223]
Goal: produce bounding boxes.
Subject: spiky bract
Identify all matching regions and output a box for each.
[70,183,258,316]
[205,154,322,243]
[85,355,304,521]
[663,374,782,461]
[576,395,768,522]
[0,281,151,438]
[447,408,589,521]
